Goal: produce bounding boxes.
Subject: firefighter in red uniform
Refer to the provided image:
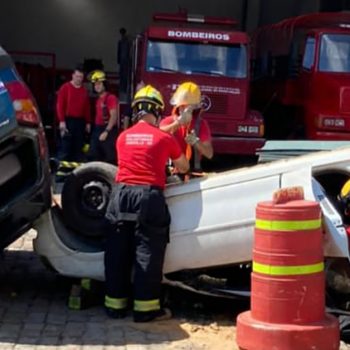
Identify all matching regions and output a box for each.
[160,82,213,171]
[88,70,119,164]
[56,65,91,162]
[104,85,189,322]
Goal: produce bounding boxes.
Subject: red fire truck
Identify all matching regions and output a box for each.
[128,11,265,156]
[251,12,350,140]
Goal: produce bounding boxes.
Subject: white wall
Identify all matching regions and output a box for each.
[0,0,242,72]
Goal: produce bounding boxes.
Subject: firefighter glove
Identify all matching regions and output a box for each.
[177,106,193,125]
[185,130,200,146]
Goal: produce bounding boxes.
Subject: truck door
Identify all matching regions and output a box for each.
[299,36,316,106]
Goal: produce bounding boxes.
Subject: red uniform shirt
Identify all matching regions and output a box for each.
[95,93,118,126]
[160,115,212,154]
[56,82,91,123]
[116,121,182,189]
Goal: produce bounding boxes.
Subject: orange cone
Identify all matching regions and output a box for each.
[236,199,339,350]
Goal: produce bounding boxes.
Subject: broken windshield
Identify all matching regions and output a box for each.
[319,33,350,73]
[146,40,247,78]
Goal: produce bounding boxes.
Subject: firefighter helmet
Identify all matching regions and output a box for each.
[339,179,350,216]
[170,82,201,107]
[131,85,165,118]
[89,70,106,83]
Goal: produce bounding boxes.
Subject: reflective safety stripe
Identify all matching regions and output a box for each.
[68,296,81,310]
[81,278,91,290]
[104,295,128,310]
[253,261,324,276]
[59,161,82,169]
[134,299,160,312]
[255,219,321,231]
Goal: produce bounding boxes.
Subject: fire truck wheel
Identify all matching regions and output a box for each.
[61,162,117,237]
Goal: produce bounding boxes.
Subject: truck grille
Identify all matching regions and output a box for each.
[205,94,228,115]
[340,87,350,114]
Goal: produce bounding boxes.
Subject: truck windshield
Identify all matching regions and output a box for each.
[319,34,350,73]
[146,40,247,78]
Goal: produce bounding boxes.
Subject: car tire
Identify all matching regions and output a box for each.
[61,162,117,237]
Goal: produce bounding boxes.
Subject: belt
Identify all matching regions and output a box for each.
[116,182,163,192]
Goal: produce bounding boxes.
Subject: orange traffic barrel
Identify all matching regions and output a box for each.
[236,199,339,350]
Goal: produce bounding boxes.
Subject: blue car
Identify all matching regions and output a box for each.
[0,46,51,249]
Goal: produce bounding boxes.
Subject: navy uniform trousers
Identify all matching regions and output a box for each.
[104,183,170,316]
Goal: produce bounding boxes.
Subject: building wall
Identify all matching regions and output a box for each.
[2,0,344,72]
[259,0,320,26]
[0,0,242,71]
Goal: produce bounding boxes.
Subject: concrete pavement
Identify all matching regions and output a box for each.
[0,230,236,350]
[2,230,350,350]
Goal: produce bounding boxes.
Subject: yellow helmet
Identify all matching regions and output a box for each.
[341,179,350,199]
[170,82,201,107]
[89,70,106,83]
[339,179,350,216]
[131,85,165,118]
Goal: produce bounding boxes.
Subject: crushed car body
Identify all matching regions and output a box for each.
[33,146,350,285]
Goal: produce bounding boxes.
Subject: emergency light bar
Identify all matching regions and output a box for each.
[153,12,237,27]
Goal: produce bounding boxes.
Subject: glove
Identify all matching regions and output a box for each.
[176,106,193,125]
[185,130,200,146]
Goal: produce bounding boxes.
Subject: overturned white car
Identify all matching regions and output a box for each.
[33,146,350,298]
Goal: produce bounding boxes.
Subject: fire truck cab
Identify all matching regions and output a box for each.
[130,11,265,156]
[251,12,350,140]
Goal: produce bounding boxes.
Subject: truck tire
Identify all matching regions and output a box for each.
[61,162,117,237]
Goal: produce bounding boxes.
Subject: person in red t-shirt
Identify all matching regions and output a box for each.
[160,82,213,171]
[56,65,91,162]
[87,70,119,164]
[104,85,188,322]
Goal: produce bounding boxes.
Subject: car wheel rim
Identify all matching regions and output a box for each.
[81,180,110,216]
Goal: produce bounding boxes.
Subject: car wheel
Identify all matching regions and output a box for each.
[61,162,117,237]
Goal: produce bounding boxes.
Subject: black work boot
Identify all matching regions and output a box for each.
[105,307,127,319]
[133,308,172,323]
